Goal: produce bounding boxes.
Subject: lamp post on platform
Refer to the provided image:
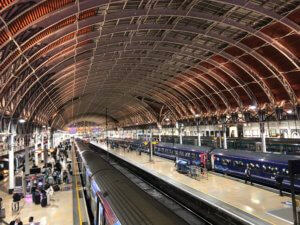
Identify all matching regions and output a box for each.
[106,108,109,159]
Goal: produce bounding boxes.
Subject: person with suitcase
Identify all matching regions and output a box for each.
[12,193,21,212]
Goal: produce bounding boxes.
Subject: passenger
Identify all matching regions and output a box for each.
[9,217,23,225]
[244,165,252,185]
[47,185,54,201]
[63,170,69,184]
[275,172,284,196]
[28,216,34,225]
[12,192,21,212]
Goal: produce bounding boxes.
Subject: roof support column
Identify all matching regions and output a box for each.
[223,125,227,150]
[259,110,267,153]
[34,132,40,166]
[24,135,30,176]
[9,133,16,194]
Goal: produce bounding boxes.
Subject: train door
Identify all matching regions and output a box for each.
[97,196,105,225]
[211,154,215,169]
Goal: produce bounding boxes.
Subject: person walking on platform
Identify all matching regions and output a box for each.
[9,217,23,225]
[12,192,21,212]
[275,172,284,196]
[28,216,34,225]
[244,165,252,185]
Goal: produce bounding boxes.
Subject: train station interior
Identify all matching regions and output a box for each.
[0,0,299,225]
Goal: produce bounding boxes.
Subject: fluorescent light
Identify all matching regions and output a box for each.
[249,105,256,110]
[195,114,200,117]
[18,119,26,123]
[42,125,46,128]
[287,110,293,114]
[165,118,170,121]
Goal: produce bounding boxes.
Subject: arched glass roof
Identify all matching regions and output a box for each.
[0,0,299,128]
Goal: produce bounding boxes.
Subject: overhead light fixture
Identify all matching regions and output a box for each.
[42,125,46,128]
[165,118,170,121]
[249,105,256,110]
[18,119,26,123]
[195,114,200,118]
[287,110,293,114]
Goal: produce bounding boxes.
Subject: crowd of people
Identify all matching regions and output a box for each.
[9,216,36,225]
[9,141,72,224]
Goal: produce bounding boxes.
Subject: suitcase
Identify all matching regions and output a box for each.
[53,184,60,192]
[34,192,40,205]
[41,197,47,207]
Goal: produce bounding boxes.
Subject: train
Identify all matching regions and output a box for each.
[107,138,300,192]
[151,135,300,155]
[75,139,190,225]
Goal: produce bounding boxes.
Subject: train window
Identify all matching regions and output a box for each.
[221,159,231,166]
[233,161,243,167]
[191,153,196,159]
[185,152,190,158]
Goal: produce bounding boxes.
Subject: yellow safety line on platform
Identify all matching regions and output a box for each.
[72,147,83,225]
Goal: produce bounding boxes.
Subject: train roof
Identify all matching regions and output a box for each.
[156,142,212,152]
[212,149,300,164]
[77,140,189,225]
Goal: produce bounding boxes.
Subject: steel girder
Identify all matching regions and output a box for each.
[0,1,299,127]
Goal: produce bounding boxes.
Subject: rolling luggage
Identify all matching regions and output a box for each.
[41,196,47,207]
[53,184,60,192]
[34,192,40,205]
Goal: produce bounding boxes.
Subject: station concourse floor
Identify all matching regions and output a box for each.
[92,142,293,225]
[0,166,73,225]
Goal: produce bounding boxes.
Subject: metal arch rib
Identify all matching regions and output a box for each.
[3,35,260,114]
[0,7,297,105]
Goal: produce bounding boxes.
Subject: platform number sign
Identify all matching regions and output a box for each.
[288,160,300,225]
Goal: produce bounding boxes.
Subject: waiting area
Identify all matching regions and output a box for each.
[0,141,73,225]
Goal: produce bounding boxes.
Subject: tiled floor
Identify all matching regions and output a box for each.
[94,142,293,225]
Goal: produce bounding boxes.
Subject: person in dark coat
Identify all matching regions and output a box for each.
[12,193,21,212]
[275,172,284,196]
[244,165,252,185]
[10,217,23,225]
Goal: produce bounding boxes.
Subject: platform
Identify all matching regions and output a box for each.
[92,142,293,225]
[0,153,74,225]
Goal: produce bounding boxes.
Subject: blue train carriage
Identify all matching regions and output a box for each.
[211,149,300,192]
[130,140,149,153]
[154,142,212,166]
